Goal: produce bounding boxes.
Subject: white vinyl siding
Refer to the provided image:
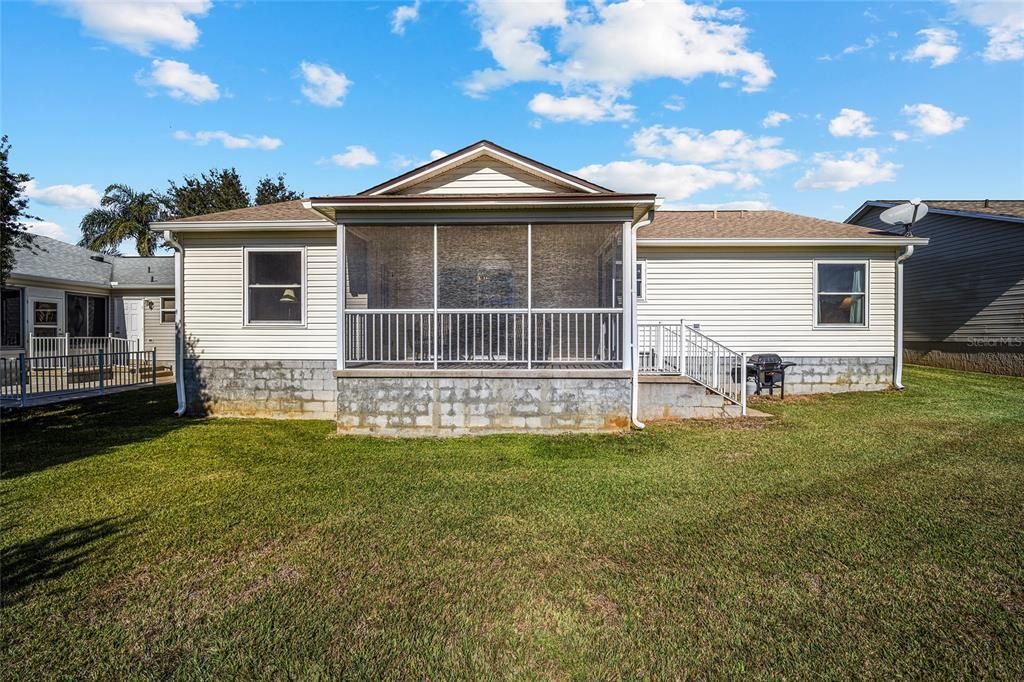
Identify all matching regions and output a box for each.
[637,246,898,357]
[181,232,336,360]
[395,159,569,195]
[142,297,175,366]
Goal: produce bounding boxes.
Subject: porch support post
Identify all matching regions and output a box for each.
[432,223,438,370]
[527,222,532,369]
[621,220,634,370]
[337,223,346,370]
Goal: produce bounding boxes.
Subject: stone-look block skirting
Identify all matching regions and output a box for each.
[905,343,1023,378]
[184,359,337,419]
[780,356,894,394]
[336,375,632,436]
[637,377,742,420]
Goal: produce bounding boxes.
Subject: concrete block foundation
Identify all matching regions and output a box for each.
[335,371,631,436]
[774,356,894,395]
[183,358,337,419]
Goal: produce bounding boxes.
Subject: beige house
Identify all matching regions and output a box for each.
[2,234,175,370]
[153,141,926,435]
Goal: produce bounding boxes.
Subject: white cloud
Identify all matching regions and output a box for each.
[795,148,899,192]
[328,146,379,168]
[631,125,798,171]
[574,159,756,201]
[429,149,447,161]
[904,27,960,67]
[819,35,878,61]
[668,200,772,211]
[891,130,910,141]
[174,130,282,150]
[761,111,791,128]
[299,61,351,107]
[393,148,447,169]
[902,103,968,136]
[528,92,635,122]
[828,108,877,137]
[25,220,69,241]
[391,0,421,35]
[22,179,101,209]
[464,0,773,118]
[141,58,219,103]
[954,0,1024,61]
[48,0,211,54]
[663,95,685,111]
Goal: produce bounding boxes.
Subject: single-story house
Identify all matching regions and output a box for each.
[846,200,1022,377]
[1,234,176,370]
[153,140,927,435]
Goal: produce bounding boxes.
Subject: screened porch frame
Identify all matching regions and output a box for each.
[336,219,636,371]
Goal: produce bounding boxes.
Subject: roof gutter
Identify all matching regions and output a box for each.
[638,237,929,247]
[162,230,187,416]
[893,245,915,390]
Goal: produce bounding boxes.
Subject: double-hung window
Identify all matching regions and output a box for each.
[245,248,304,325]
[160,297,176,324]
[815,262,867,326]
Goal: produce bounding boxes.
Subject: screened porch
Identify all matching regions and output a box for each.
[340,222,626,369]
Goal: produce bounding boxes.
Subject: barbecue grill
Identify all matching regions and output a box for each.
[745,353,796,398]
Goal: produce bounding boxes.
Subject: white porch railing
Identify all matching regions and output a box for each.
[29,334,140,360]
[344,309,622,366]
[638,320,747,414]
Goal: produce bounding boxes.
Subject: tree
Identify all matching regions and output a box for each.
[164,167,250,219]
[0,135,38,284]
[254,173,303,205]
[79,184,165,257]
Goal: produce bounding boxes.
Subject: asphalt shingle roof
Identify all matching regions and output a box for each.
[10,234,173,288]
[161,199,331,224]
[871,200,1024,221]
[639,210,901,240]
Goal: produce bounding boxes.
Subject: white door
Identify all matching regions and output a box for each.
[123,298,144,350]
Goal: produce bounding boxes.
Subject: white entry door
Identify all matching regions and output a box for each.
[123,298,144,350]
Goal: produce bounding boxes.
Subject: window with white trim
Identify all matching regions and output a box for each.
[245,249,304,324]
[1,287,23,347]
[636,260,647,302]
[816,262,867,326]
[160,297,176,324]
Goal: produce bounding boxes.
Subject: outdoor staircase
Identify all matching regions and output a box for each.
[637,375,745,420]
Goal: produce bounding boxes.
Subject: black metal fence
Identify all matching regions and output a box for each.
[0,349,158,406]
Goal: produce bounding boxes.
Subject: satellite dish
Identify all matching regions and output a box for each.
[879,199,928,236]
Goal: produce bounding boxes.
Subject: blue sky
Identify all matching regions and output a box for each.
[3,0,1023,248]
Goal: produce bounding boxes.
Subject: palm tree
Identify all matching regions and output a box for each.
[78,184,165,256]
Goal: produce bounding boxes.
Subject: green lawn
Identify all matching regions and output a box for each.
[2,366,1022,679]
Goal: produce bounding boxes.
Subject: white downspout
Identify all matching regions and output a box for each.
[893,245,915,389]
[630,210,654,430]
[163,230,187,415]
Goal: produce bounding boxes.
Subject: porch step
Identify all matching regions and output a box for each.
[637,376,744,420]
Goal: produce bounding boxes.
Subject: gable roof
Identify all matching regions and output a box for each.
[357,140,614,196]
[638,210,926,244]
[9,234,173,288]
[159,199,332,225]
[846,200,1024,225]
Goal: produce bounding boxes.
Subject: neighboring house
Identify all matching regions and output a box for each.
[153,140,926,434]
[1,234,176,370]
[847,200,1023,377]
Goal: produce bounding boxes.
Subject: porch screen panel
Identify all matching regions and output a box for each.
[437,224,528,363]
[344,225,433,364]
[531,223,622,363]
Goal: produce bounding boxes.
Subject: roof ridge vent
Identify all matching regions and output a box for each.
[89,255,107,263]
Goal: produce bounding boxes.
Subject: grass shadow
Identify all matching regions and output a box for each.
[0,384,187,478]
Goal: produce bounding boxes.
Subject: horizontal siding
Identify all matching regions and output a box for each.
[142,297,175,366]
[854,207,1024,344]
[397,159,568,195]
[182,232,336,360]
[637,247,898,357]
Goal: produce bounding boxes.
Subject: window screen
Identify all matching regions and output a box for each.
[816,263,866,325]
[247,250,303,323]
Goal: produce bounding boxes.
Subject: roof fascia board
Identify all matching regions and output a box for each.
[365,145,601,196]
[311,197,652,209]
[151,220,332,231]
[637,237,929,247]
[5,274,113,291]
[335,207,634,225]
